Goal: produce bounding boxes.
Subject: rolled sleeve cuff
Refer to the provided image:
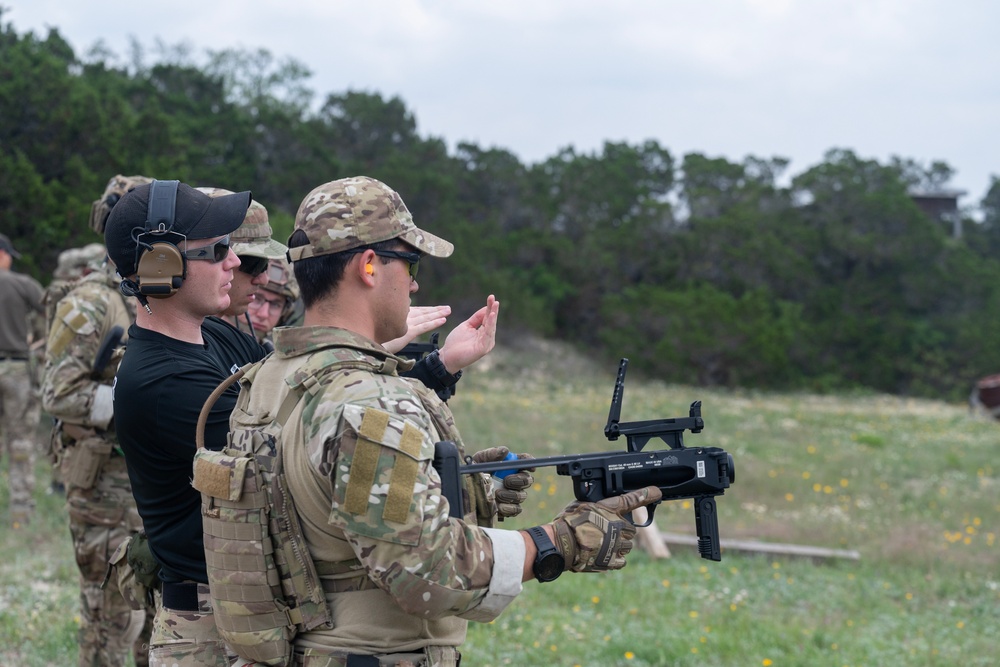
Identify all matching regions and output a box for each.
[89,384,115,429]
[459,528,525,622]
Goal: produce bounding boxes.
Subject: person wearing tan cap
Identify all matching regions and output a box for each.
[195,188,288,339]
[0,231,45,528]
[221,176,660,666]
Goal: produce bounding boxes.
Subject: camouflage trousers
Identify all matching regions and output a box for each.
[65,451,154,667]
[149,584,236,667]
[0,359,40,525]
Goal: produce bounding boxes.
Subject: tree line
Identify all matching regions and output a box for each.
[4,12,1000,400]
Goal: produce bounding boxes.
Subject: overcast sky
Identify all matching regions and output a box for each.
[6,0,998,208]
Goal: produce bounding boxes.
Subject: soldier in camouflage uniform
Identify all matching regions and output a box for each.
[41,175,156,667]
[42,242,109,494]
[246,257,300,344]
[237,176,660,666]
[43,243,108,333]
[43,256,153,666]
[0,232,45,528]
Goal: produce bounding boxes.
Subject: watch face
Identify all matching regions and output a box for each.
[535,551,565,582]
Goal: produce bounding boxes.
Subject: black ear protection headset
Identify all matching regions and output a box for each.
[133,180,186,298]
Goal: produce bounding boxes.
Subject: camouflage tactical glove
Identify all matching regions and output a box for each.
[471,446,535,519]
[550,486,663,572]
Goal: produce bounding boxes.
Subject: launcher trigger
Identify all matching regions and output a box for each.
[626,500,659,528]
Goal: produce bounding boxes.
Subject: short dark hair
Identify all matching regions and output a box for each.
[289,230,400,308]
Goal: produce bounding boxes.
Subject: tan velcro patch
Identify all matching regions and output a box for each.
[47,321,76,359]
[344,409,390,514]
[192,450,249,501]
[382,422,423,523]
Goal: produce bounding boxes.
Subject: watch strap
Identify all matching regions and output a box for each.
[527,525,564,582]
[426,349,462,387]
[527,525,556,554]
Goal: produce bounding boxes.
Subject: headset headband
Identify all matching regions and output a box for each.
[146,180,180,232]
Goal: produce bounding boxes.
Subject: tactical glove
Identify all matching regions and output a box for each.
[471,446,535,519]
[550,485,662,572]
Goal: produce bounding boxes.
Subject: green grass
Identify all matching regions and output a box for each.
[455,346,999,667]
[2,343,997,665]
[0,441,81,666]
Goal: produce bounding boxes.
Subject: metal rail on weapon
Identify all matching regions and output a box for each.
[433,358,737,561]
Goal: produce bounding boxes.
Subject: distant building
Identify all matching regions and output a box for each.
[909,188,966,238]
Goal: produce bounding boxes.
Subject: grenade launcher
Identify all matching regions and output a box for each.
[433,358,736,561]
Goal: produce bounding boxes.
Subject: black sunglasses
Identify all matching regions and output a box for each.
[181,235,231,264]
[346,248,421,279]
[237,255,270,277]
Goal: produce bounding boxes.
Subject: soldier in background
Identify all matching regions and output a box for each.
[41,174,154,666]
[245,256,300,344]
[42,242,108,495]
[43,243,108,332]
[0,232,45,528]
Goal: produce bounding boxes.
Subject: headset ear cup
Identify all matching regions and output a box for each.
[136,242,186,297]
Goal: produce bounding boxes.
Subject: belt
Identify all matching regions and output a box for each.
[161,581,201,611]
[293,648,461,667]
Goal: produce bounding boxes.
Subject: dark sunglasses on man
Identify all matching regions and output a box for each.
[345,248,421,280]
[236,255,269,277]
[181,235,232,264]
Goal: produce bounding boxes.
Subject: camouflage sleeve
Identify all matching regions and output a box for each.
[41,289,115,428]
[327,403,524,622]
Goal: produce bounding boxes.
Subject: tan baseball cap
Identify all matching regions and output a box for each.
[197,187,287,260]
[287,176,453,261]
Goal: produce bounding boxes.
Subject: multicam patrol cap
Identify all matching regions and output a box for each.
[259,257,300,301]
[197,187,288,260]
[90,174,154,234]
[287,176,453,261]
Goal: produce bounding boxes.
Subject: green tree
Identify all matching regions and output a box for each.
[602,284,803,387]
[528,140,677,342]
[788,149,954,392]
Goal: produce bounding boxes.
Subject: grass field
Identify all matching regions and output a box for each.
[2,341,997,666]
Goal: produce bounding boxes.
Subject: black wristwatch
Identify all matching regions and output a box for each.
[527,526,565,582]
[425,349,462,388]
